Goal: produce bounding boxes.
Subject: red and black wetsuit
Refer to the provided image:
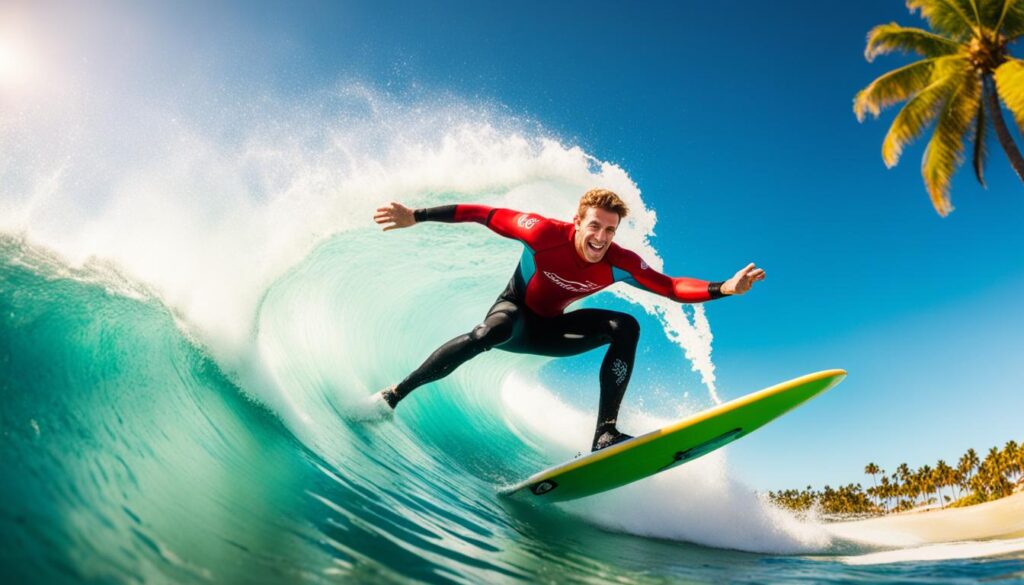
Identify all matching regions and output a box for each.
[388,204,727,450]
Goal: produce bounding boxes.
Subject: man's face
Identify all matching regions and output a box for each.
[573,206,620,263]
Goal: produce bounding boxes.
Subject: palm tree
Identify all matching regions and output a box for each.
[887,472,901,512]
[986,445,1003,473]
[971,466,991,501]
[895,463,913,507]
[974,446,1010,499]
[897,462,912,484]
[854,0,1024,216]
[919,464,935,506]
[879,475,894,513]
[944,459,961,501]
[865,463,882,506]
[1004,440,1022,484]
[953,458,968,500]
[935,460,954,507]
[1015,440,1024,486]
[959,448,981,492]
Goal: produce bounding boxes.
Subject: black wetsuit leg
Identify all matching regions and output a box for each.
[387,300,519,407]
[500,308,640,437]
[387,296,640,447]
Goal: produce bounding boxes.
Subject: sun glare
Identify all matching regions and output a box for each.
[0,32,33,89]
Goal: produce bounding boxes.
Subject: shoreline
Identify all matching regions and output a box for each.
[825,490,1024,546]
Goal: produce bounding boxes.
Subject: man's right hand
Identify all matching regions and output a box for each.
[374,202,416,231]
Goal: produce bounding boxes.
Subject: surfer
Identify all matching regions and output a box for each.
[372,189,765,451]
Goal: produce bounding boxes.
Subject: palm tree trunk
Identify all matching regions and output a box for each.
[871,474,878,509]
[985,75,1024,183]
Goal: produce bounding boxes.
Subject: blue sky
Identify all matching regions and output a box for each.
[16,0,1024,490]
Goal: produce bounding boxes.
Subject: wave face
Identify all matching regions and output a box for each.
[3,87,1024,583]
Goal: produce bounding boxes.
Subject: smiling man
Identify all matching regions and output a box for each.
[372,189,765,451]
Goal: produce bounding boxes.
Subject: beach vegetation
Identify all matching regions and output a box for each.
[768,438,1023,516]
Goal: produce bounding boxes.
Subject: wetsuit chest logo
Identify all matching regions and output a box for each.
[542,271,601,293]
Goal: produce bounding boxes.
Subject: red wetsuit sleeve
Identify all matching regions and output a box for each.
[414,204,550,249]
[608,245,725,303]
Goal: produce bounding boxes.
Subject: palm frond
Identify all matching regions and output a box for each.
[882,58,970,167]
[994,58,1024,129]
[972,97,988,186]
[855,58,943,121]
[971,0,1012,29]
[922,75,982,215]
[983,0,1009,29]
[968,0,985,27]
[993,0,1024,39]
[907,0,980,40]
[864,23,961,62]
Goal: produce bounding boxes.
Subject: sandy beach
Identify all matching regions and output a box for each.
[827,491,1024,547]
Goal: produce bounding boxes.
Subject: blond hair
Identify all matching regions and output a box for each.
[577,189,629,220]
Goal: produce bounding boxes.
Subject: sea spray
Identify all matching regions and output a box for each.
[1,81,719,422]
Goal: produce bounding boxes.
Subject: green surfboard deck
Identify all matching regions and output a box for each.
[501,369,846,502]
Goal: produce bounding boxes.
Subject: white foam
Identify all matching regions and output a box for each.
[836,537,1024,565]
[3,67,723,423]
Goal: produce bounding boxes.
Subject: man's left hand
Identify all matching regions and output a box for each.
[721,263,766,295]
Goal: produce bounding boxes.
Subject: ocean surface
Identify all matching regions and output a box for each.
[2,87,1024,583]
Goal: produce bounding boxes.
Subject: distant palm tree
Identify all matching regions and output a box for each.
[974,446,1013,500]
[986,445,1003,472]
[897,462,912,483]
[944,460,960,500]
[1004,440,1022,484]
[854,0,1024,216]
[920,464,936,506]
[934,460,953,508]
[954,457,969,499]
[879,475,893,513]
[865,463,882,506]
[1015,440,1024,486]
[959,448,980,487]
[895,463,913,506]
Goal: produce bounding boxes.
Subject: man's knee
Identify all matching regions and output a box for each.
[469,319,513,349]
[607,313,640,341]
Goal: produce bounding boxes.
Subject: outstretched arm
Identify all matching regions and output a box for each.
[374,202,551,247]
[609,247,765,303]
[374,202,498,230]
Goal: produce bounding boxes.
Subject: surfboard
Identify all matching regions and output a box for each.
[501,369,846,502]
